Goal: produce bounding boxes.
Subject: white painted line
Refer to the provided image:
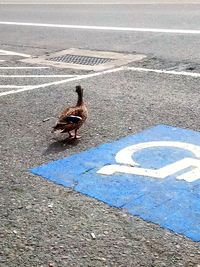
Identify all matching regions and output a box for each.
[1,66,199,97]
[127,67,200,78]
[0,67,124,97]
[0,74,79,78]
[0,67,49,69]
[0,49,31,58]
[1,2,200,4]
[0,85,27,89]
[0,21,199,34]
[0,60,5,62]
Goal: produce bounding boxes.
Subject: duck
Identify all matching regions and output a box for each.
[52,85,88,139]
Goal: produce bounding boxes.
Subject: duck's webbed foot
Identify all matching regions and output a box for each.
[74,129,81,139]
[68,131,75,139]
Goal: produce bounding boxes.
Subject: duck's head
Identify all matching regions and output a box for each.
[76,85,83,95]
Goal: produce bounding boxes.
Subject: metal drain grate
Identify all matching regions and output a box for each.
[49,54,113,66]
[21,48,146,71]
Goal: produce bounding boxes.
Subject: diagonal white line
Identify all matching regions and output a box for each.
[0,66,200,97]
[0,67,124,97]
[0,21,200,34]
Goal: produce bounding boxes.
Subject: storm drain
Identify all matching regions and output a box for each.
[21,48,146,71]
[49,54,113,66]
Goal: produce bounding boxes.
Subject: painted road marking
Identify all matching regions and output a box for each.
[1,2,200,4]
[0,66,124,97]
[0,21,200,35]
[1,66,200,97]
[0,49,30,58]
[0,85,27,88]
[31,125,200,241]
[0,67,49,69]
[127,67,200,78]
[98,141,200,182]
[0,74,78,77]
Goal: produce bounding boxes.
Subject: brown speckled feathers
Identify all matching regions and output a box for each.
[52,85,87,138]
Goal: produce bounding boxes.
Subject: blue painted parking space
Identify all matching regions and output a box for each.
[31,125,200,241]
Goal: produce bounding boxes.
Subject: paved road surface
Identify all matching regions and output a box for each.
[0,1,200,267]
[0,2,200,63]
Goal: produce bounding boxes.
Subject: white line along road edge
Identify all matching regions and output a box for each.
[0,21,200,35]
[1,66,200,97]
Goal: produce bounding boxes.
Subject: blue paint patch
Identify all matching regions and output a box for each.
[30,125,200,241]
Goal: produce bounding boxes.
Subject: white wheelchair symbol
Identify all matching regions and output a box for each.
[97,141,200,182]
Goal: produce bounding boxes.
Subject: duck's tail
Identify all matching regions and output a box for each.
[51,122,66,133]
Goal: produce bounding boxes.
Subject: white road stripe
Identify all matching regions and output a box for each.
[1,2,200,4]
[0,85,27,88]
[0,74,79,78]
[0,67,49,69]
[0,67,124,97]
[0,66,200,97]
[0,21,199,34]
[127,67,200,77]
[0,49,31,58]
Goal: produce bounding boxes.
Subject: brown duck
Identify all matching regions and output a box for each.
[52,85,88,139]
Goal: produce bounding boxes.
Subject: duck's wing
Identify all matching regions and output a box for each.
[64,115,82,123]
[59,107,83,123]
[59,107,73,120]
[52,107,83,132]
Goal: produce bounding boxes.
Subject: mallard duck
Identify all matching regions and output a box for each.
[52,85,88,139]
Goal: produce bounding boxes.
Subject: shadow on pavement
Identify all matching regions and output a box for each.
[43,137,79,155]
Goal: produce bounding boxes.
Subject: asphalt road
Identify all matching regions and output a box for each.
[0,1,200,267]
[0,3,200,62]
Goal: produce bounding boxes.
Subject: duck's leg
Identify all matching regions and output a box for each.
[74,129,81,139]
[68,131,75,139]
